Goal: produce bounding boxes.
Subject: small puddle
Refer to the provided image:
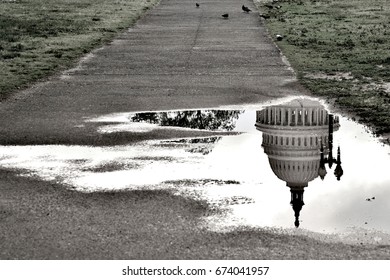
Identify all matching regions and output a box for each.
[1,97,390,245]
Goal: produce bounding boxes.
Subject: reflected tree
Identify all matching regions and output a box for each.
[164,137,222,144]
[130,112,159,123]
[130,110,243,131]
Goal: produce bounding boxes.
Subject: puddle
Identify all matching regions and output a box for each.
[1,97,390,245]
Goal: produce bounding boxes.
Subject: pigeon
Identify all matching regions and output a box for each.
[196,3,199,7]
[242,5,251,13]
[222,13,229,19]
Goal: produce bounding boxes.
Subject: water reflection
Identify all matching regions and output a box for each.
[162,137,222,155]
[255,99,343,228]
[130,110,243,131]
[1,98,390,244]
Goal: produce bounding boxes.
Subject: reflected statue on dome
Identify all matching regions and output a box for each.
[255,98,343,228]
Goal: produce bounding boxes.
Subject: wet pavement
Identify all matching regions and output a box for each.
[1,97,390,246]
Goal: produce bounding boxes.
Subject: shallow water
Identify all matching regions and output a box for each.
[1,97,390,245]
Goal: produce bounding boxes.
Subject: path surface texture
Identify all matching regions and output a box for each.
[0,0,306,146]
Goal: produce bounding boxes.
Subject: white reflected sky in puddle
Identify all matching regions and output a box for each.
[1,100,390,245]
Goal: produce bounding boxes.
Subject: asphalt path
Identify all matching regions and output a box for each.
[0,0,308,146]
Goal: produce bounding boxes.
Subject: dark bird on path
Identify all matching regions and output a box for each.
[276,34,283,41]
[222,13,229,19]
[196,3,199,7]
[259,14,270,19]
[242,5,251,13]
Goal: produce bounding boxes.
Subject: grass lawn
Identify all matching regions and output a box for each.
[0,0,159,99]
[254,0,390,137]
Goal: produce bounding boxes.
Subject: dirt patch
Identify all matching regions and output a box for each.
[304,72,355,81]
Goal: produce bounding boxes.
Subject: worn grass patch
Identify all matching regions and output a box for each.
[254,0,390,135]
[0,0,159,99]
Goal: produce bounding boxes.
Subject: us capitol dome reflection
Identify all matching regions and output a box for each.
[255,98,343,228]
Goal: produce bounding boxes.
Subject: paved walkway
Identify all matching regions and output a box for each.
[0,0,307,145]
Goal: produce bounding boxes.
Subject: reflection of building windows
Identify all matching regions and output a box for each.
[284,110,289,126]
[297,110,302,125]
[304,110,309,125]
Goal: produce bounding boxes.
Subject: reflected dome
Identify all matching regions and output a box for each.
[256,98,339,187]
[255,98,341,227]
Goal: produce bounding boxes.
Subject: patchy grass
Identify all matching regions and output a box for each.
[0,0,160,99]
[254,0,390,136]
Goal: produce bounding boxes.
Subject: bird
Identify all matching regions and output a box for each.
[242,5,251,13]
[196,3,199,7]
[222,13,229,19]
